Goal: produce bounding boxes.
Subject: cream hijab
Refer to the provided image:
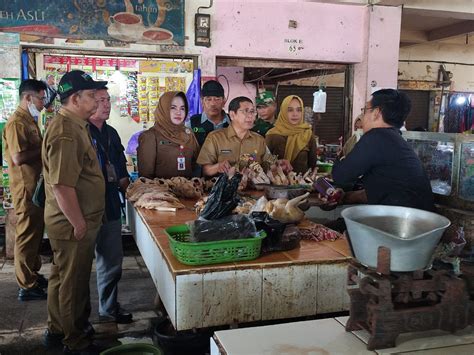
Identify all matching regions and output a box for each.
[266,95,312,162]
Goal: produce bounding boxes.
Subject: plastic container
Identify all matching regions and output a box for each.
[100,343,163,355]
[316,162,333,173]
[166,224,266,265]
[152,317,211,355]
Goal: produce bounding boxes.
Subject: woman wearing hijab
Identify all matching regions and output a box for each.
[137,91,200,179]
[266,95,317,173]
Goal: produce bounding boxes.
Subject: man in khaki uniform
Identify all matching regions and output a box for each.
[197,96,292,176]
[3,79,48,301]
[42,70,107,354]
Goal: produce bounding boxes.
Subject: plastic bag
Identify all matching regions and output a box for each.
[199,173,242,220]
[250,212,300,253]
[188,214,258,242]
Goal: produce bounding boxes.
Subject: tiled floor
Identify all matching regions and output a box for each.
[0,254,158,354]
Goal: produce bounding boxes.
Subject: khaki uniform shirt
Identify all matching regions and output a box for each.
[197,125,269,166]
[2,107,42,213]
[137,127,199,179]
[42,108,105,239]
[266,134,317,174]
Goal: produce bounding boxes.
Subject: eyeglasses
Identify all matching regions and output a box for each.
[361,106,376,114]
[33,95,47,102]
[238,109,256,116]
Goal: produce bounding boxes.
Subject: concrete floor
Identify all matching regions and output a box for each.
[0,248,159,354]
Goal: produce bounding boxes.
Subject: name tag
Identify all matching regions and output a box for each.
[220,149,232,154]
[177,156,186,171]
[159,140,172,145]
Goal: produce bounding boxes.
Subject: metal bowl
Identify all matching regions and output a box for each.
[341,205,451,272]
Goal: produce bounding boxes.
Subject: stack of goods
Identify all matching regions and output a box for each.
[125,73,139,122]
[126,177,184,211]
[232,154,323,190]
[146,76,159,121]
[166,173,267,266]
[127,176,218,211]
[137,76,148,122]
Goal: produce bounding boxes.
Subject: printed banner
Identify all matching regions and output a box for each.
[0,0,184,45]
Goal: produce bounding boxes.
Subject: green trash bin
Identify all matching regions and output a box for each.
[100,343,163,355]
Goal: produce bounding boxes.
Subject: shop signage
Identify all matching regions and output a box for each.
[0,0,184,46]
[284,38,304,53]
[44,55,139,69]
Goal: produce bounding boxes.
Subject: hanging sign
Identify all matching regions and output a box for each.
[44,55,139,69]
[0,0,185,46]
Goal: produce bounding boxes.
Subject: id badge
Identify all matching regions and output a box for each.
[106,162,118,183]
[177,156,186,171]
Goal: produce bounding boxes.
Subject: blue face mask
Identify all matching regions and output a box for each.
[28,101,41,121]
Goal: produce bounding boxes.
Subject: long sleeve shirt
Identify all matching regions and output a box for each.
[332,127,434,211]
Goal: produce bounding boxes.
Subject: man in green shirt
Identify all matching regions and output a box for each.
[252,91,276,137]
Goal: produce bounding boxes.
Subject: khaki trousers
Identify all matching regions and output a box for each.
[14,205,44,289]
[47,227,99,350]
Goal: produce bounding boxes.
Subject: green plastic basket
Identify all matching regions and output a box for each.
[100,343,163,355]
[166,224,266,266]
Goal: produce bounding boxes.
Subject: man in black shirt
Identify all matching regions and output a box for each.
[332,89,434,212]
[186,80,230,146]
[88,87,133,324]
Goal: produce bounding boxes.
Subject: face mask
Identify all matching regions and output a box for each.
[28,101,41,120]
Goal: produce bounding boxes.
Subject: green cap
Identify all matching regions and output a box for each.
[256,91,275,106]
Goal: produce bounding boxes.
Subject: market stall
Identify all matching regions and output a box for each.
[128,196,352,331]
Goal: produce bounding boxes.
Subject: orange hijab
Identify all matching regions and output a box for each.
[266,95,312,162]
[153,91,198,150]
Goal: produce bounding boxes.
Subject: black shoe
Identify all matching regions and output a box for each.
[36,274,48,289]
[99,308,133,324]
[42,328,64,348]
[84,322,95,337]
[63,342,105,355]
[18,285,47,301]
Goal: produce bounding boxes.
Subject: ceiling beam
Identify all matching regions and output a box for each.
[427,20,474,41]
[371,0,405,6]
[402,8,474,21]
[400,29,428,44]
[217,57,347,71]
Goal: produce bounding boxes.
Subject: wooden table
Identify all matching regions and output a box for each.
[128,200,352,331]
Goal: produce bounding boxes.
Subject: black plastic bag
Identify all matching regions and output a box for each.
[250,212,300,253]
[199,173,242,220]
[188,214,258,242]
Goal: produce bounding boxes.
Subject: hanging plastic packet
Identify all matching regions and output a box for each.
[312,88,327,113]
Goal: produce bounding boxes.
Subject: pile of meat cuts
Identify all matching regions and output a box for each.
[297,219,343,242]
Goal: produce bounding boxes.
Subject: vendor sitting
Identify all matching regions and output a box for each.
[266,95,317,174]
[197,96,292,176]
[137,91,200,179]
[332,89,434,211]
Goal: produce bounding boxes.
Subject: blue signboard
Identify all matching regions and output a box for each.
[0,0,184,45]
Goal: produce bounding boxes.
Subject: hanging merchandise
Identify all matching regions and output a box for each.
[126,72,140,123]
[147,76,160,121]
[312,88,327,113]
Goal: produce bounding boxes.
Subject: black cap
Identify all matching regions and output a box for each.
[201,80,224,97]
[58,70,107,100]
